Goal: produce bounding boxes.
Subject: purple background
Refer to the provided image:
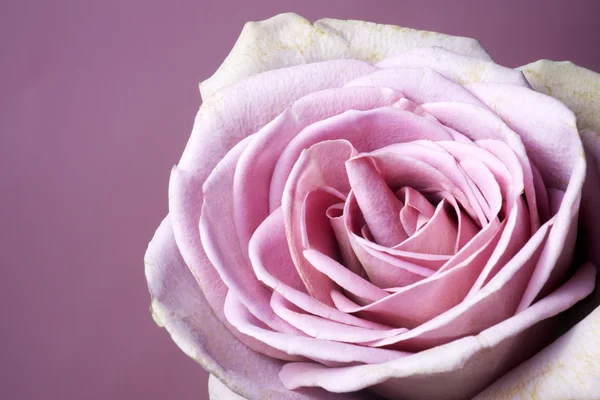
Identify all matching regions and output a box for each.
[2,1,599,399]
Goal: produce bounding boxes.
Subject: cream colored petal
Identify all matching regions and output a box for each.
[209,375,246,400]
[518,60,600,133]
[473,307,600,400]
[200,13,492,99]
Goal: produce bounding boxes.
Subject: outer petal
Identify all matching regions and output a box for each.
[518,60,600,134]
[145,217,352,400]
[476,62,600,400]
[209,375,245,400]
[377,47,529,87]
[201,13,492,98]
[170,58,377,341]
[473,307,600,400]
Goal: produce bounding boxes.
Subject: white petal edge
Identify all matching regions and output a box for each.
[518,60,600,134]
[209,375,247,400]
[200,13,492,99]
[473,306,600,399]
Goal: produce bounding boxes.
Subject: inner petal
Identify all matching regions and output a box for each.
[282,139,357,305]
[346,155,408,246]
[394,199,458,255]
[326,204,364,277]
[397,187,436,236]
[301,187,345,261]
[303,249,388,305]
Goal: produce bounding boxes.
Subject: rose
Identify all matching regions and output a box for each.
[144,13,600,400]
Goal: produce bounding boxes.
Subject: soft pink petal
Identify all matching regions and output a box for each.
[448,140,521,215]
[279,263,596,399]
[337,220,503,328]
[397,187,435,236]
[301,187,346,261]
[283,140,357,304]
[395,199,457,255]
[369,143,486,226]
[436,202,502,274]
[436,191,480,253]
[517,163,583,311]
[376,46,529,87]
[465,84,585,310]
[530,161,552,223]
[344,67,486,107]
[182,60,377,175]
[369,218,555,351]
[270,107,454,209]
[223,291,408,365]
[459,158,503,219]
[271,292,406,343]
[468,196,531,295]
[344,192,438,288]
[345,156,408,246]
[303,249,388,304]
[327,204,364,277]
[146,217,343,400]
[465,83,582,188]
[200,136,300,335]
[249,207,391,331]
[171,141,297,360]
[422,101,540,232]
[234,86,404,253]
[168,59,379,356]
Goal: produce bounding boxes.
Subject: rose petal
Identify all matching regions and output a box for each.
[395,199,458,255]
[303,249,388,304]
[301,187,346,260]
[422,101,540,231]
[171,144,297,360]
[473,302,600,400]
[201,135,307,338]
[397,187,436,235]
[377,46,529,87]
[279,262,596,399]
[465,82,583,188]
[345,155,408,246]
[344,67,485,107]
[170,58,380,341]
[464,83,586,310]
[271,292,406,343]
[518,60,600,134]
[208,375,245,400]
[249,207,392,331]
[344,192,439,288]
[338,220,503,328]
[146,217,340,400]
[224,291,408,365]
[283,140,357,304]
[369,217,555,350]
[201,13,492,98]
[327,204,364,277]
[270,107,454,209]
[467,196,531,296]
[370,142,490,225]
[235,86,404,252]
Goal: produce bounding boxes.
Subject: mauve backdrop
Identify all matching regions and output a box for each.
[2,0,599,399]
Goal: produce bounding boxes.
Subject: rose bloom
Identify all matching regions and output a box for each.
[145,13,600,400]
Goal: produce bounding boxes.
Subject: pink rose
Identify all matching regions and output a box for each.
[145,13,600,400]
